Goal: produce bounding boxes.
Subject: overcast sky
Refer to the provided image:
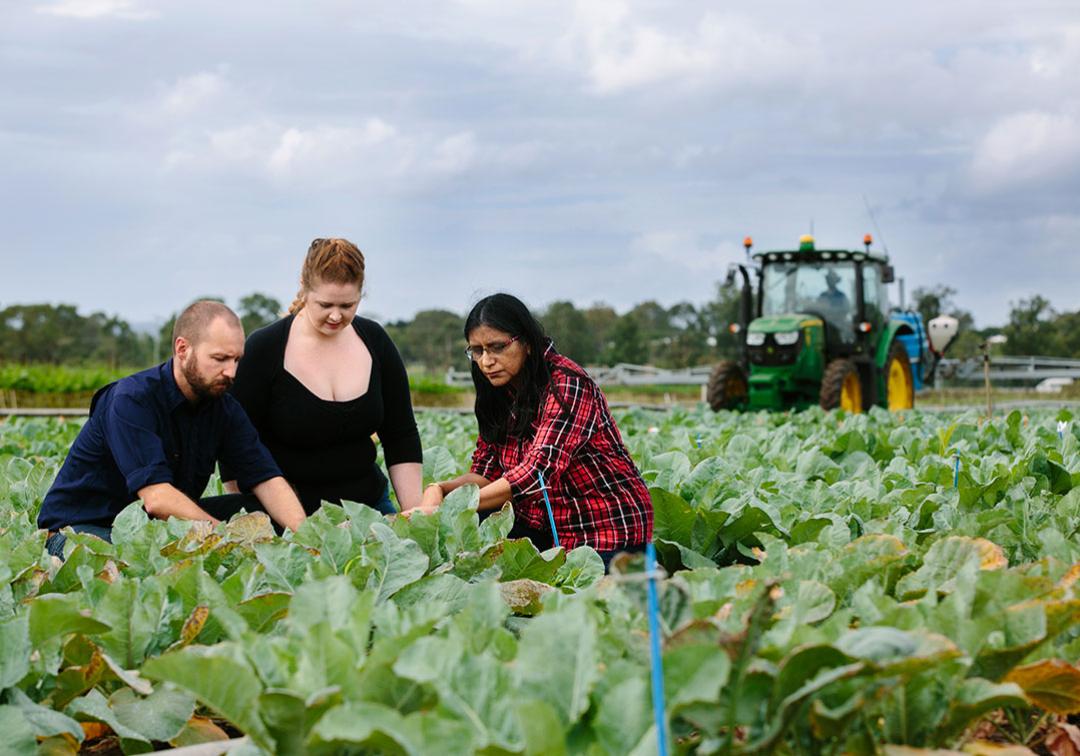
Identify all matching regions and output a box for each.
[2,0,1079,330]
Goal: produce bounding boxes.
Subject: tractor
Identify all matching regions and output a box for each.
[707,234,958,413]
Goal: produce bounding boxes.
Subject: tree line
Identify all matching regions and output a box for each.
[1,286,1077,374]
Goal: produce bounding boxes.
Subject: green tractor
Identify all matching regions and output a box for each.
[707,234,957,413]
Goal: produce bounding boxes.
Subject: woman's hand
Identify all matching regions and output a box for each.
[415,482,444,514]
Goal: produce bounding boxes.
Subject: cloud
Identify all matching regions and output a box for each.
[631,231,742,273]
[266,120,398,177]
[160,72,227,115]
[164,117,482,192]
[560,1,817,95]
[969,109,1080,192]
[35,0,155,20]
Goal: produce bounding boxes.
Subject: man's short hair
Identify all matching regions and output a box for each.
[172,300,242,349]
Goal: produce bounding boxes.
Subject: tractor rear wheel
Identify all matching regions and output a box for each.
[707,361,748,411]
[884,341,915,411]
[820,358,863,413]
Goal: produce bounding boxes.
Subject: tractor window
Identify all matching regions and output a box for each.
[762,262,856,340]
[863,265,885,326]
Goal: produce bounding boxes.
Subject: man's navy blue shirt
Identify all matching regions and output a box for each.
[38,360,282,531]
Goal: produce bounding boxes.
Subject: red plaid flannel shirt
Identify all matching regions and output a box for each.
[469,344,653,551]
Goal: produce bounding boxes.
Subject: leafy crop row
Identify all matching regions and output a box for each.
[0,407,1078,754]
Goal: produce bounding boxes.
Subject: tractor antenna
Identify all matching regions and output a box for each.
[862,194,890,257]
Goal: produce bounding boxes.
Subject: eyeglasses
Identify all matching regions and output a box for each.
[465,335,519,362]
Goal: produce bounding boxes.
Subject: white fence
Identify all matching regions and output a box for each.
[447,355,1080,388]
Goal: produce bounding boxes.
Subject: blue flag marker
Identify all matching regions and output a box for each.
[645,543,670,756]
[537,471,560,549]
[953,454,960,489]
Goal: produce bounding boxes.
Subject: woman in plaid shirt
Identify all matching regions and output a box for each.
[417,293,653,565]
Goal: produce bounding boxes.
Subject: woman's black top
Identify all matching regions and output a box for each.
[222,315,422,513]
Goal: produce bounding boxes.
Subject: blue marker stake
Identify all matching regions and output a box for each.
[695,434,702,449]
[953,454,960,489]
[645,543,670,756]
[537,471,560,549]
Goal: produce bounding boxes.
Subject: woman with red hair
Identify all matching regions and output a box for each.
[222,238,422,514]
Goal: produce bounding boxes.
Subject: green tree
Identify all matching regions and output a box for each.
[238,293,283,335]
[583,304,619,365]
[606,316,648,364]
[699,283,743,361]
[1002,296,1057,356]
[386,309,464,372]
[541,301,596,364]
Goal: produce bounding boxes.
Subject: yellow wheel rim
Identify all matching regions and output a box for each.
[840,370,862,413]
[887,357,914,411]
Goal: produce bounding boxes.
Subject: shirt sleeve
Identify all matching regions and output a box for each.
[219,396,283,491]
[221,323,278,482]
[502,372,597,501]
[104,392,175,496]
[469,434,502,480]
[371,323,423,467]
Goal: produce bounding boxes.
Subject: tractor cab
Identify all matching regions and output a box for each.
[708,234,956,413]
[753,235,892,357]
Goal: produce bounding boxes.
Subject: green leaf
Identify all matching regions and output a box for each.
[306,701,418,755]
[254,542,315,592]
[651,487,696,547]
[141,645,272,750]
[663,643,730,712]
[592,675,652,755]
[516,599,597,725]
[1,687,83,743]
[66,688,152,753]
[110,502,150,545]
[0,705,37,756]
[937,678,1028,739]
[515,699,568,756]
[109,686,195,743]
[94,576,174,668]
[364,523,430,602]
[29,593,111,645]
[553,548,604,590]
[478,503,514,545]
[0,613,31,689]
[495,538,566,582]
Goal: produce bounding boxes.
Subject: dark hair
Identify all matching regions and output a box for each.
[465,293,554,443]
[172,300,241,349]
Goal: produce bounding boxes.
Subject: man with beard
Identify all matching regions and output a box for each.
[38,301,306,558]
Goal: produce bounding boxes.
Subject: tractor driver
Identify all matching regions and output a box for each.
[817,269,851,318]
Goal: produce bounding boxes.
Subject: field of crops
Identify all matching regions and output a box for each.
[1,406,1080,754]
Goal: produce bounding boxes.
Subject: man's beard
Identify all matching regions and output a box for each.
[181,354,232,400]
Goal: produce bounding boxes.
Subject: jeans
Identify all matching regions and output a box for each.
[45,523,113,559]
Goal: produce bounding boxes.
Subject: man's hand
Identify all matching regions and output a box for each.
[139,483,220,525]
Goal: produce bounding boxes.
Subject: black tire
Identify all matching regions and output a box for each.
[707,361,748,411]
[884,341,915,411]
[819,358,862,412]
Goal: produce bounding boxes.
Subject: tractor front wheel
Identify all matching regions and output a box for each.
[820,358,863,413]
[884,341,915,411]
[707,361,748,411]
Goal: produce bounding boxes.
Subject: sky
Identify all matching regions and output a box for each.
[2,0,1079,330]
